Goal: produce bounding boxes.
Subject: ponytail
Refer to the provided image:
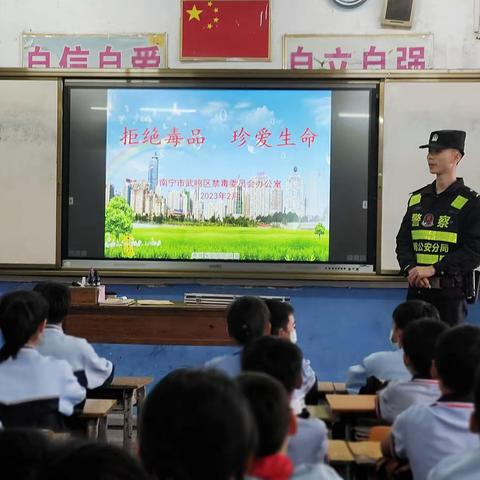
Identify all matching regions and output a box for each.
[0,291,48,362]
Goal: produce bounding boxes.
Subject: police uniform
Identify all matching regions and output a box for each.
[0,346,86,430]
[391,394,479,480]
[396,130,480,326]
[377,377,440,423]
[346,348,410,393]
[37,325,114,389]
[427,446,480,480]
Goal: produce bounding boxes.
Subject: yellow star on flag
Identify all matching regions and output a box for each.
[208,1,213,6]
[207,23,213,29]
[214,7,219,12]
[186,4,203,21]
[213,17,219,23]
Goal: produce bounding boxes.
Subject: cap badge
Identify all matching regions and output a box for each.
[432,133,439,142]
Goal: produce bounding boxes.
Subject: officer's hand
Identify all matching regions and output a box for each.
[407,266,436,287]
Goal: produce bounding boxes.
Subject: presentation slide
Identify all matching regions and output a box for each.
[104,88,332,262]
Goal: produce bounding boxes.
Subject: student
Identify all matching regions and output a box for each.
[381,325,480,480]
[346,299,440,392]
[238,372,341,480]
[242,335,328,467]
[0,290,86,430]
[377,317,448,423]
[205,296,270,377]
[138,368,257,480]
[265,299,317,413]
[34,282,114,390]
[428,366,480,480]
[40,442,150,480]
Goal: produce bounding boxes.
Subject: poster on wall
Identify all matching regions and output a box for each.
[22,33,167,69]
[181,0,270,61]
[283,34,434,70]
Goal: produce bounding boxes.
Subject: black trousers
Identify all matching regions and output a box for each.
[407,287,467,326]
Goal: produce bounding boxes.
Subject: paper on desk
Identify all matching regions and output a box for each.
[136,299,174,305]
[100,298,135,306]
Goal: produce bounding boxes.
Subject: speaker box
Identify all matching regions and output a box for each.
[382,0,415,28]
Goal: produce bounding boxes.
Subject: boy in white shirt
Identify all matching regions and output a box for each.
[428,366,480,480]
[346,300,440,393]
[377,317,447,423]
[34,282,114,390]
[381,325,480,480]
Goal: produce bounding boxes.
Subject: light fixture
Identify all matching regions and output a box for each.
[332,0,368,8]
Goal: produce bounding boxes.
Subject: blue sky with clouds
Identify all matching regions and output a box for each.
[106,88,331,198]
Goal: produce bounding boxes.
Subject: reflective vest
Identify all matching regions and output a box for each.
[408,192,469,266]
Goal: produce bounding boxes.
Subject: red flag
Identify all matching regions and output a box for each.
[181,0,270,60]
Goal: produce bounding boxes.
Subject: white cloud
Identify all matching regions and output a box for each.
[237,105,277,130]
[234,101,251,110]
[305,97,332,128]
[247,145,256,155]
[200,101,230,117]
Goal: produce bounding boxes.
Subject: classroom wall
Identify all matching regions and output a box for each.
[1,0,480,69]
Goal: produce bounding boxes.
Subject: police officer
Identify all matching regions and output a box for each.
[396,130,480,326]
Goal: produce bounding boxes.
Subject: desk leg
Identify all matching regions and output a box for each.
[123,391,134,450]
[136,386,146,422]
[86,419,99,440]
[98,416,108,442]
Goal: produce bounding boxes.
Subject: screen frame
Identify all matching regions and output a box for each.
[62,77,379,277]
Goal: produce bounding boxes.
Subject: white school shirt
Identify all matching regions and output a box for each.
[377,378,440,424]
[288,416,328,466]
[291,358,317,414]
[346,348,410,393]
[0,347,85,416]
[37,325,113,389]
[392,399,479,480]
[204,349,242,377]
[427,446,480,480]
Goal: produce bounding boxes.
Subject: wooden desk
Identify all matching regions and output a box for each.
[79,399,117,441]
[326,394,376,414]
[88,376,153,449]
[65,303,231,346]
[318,381,347,394]
[328,440,354,463]
[349,441,382,465]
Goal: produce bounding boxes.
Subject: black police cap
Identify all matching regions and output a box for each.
[419,130,466,155]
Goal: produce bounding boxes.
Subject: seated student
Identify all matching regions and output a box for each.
[242,335,328,467]
[205,296,270,377]
[377,317,448,423]
[428,366,480,480]
[0,428,56,480]
[40,441,149,480]
[265,299,317,414]
[34,282,114,390]
[381,325,480,480]
[346,299,440,393]
[238,371,341,480]
[138,368,257,480]
[0,291,86,430]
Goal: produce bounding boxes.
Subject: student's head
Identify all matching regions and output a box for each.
[402,317,448,378]
[434,325,480,396]
[226,296,271,346]
[237,372,291,458]
[33,282,71,325]
[391,300,440,345]
[264,299,296,342]
[0,290,48,362]
[242,336,303,394]
[139,368,257,480]
[39,442,149,480]
[0,429,55,480]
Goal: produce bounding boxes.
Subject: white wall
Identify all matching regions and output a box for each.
[1,0,479,69]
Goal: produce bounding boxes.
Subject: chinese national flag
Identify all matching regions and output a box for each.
[181,0,270,60]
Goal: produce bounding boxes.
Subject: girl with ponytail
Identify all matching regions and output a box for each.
[0,290,86,430]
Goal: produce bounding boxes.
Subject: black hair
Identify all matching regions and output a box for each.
[0,290,48,362]
[139,368,257,480]
[226,296,270,346]
[33,282,71,325]
[237,372,291,458]
[264,299,294,336]
[474,366,480,424]
[242,336,303,394]
[39,442,149,480]
[402,317,448,378]
[392,300,440,330]
[0,429,55,480]
[435,325,480,395]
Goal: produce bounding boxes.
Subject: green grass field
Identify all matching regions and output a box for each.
[105,224,329,261]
